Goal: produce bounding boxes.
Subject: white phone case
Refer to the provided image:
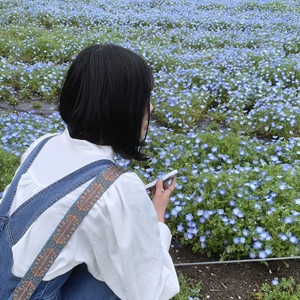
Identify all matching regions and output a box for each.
[145,169,178,190]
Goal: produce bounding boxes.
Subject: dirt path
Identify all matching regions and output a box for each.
[170,243,300,299]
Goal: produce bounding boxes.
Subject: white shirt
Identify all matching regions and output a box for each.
[2,129,179,300]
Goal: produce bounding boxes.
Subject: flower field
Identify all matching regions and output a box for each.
[0,0,300,265]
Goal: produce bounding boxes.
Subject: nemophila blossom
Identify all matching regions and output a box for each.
[191,169,198,175]
[184,232,193,239]
[279,234,288,241]
[255,227,264,234]
[284,217,293,224]
[199,217,205,224]
[185,213,193,221]
[219,189,226,195]
[291,210,300,217]
[217,209,224,215]
[265,248,272,256]
[242,229,249,236]
[203,211,210,219]
[222,216,228,223]
[253,241,262,250]
[240,237,246,244]
[289,236,298,244]
[239,150,245,156]
[278,182,287,190]
[164,213,170,219]
[249,252,256,259]
[177,223,184,233]
[187,221,197,228]
[254,203,261,210]
[199,236,206,243]
[272,279,279,286]
[233,237,240,245]
[260,232,271,241]
[229,219,236,225]
[171,206,182,217]
[196,210,204,216]
[233,208,244,218]
[265,198,273,204]
[258,251,267,259]
[211,147,218,153]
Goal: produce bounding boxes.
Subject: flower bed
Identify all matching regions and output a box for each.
[0,0,299,261]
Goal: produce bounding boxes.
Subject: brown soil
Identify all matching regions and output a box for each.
[170,242,300,299]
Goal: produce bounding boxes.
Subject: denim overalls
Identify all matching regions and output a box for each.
[0,136,120,299]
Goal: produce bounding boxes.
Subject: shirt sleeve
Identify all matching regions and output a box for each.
[87,172,180,300]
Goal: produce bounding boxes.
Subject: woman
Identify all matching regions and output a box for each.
[0,45,179,299]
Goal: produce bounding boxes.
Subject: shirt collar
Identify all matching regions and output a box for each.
[62,128,116,161]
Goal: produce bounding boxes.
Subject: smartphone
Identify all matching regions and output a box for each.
[145,169,178,191]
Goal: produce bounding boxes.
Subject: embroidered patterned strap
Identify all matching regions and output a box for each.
[10,164,123,300]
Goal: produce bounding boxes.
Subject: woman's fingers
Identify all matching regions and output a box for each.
[163,177,176,194]
[155,179,163,194]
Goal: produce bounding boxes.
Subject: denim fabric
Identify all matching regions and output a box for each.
[0,136,120,299]
[61,264,120,300]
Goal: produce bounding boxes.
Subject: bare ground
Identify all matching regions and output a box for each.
[170,242,300,299]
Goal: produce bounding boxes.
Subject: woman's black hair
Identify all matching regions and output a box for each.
[59,44,153,161]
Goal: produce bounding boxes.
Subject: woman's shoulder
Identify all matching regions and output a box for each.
[116,171,146,191]
[20,132,60,164]
[105,170,152,210]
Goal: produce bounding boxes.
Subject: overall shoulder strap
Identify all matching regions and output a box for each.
[0,136,54,218]
[10,164,124,300]
[9,159,116,244]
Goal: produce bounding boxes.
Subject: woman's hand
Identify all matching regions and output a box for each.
[151,178,176,223]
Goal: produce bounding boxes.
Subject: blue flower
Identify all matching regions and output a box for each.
[272,279,279,286]
[199,236,206,243]
[177,223,184,233]
[217,209,224,215]
[233,237,240,245]
[199,217,205,224]
[279,234,288,241]
[289,236,298,244]
[255,227,264,234]
[211,147,218,152]
[185,213,194,221]
[242,229,249,236]
[284,217,293,224]
[203,211,210,219]
[253,241,262,250]
[219,189,226,195]
[184,232,193,239]
[265,248,272,256]
[258,251,267,259]
[278,182,286,190]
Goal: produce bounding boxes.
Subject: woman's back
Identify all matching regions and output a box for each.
[4,129,179,299]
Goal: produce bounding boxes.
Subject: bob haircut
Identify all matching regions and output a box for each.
[59,44,153,161]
